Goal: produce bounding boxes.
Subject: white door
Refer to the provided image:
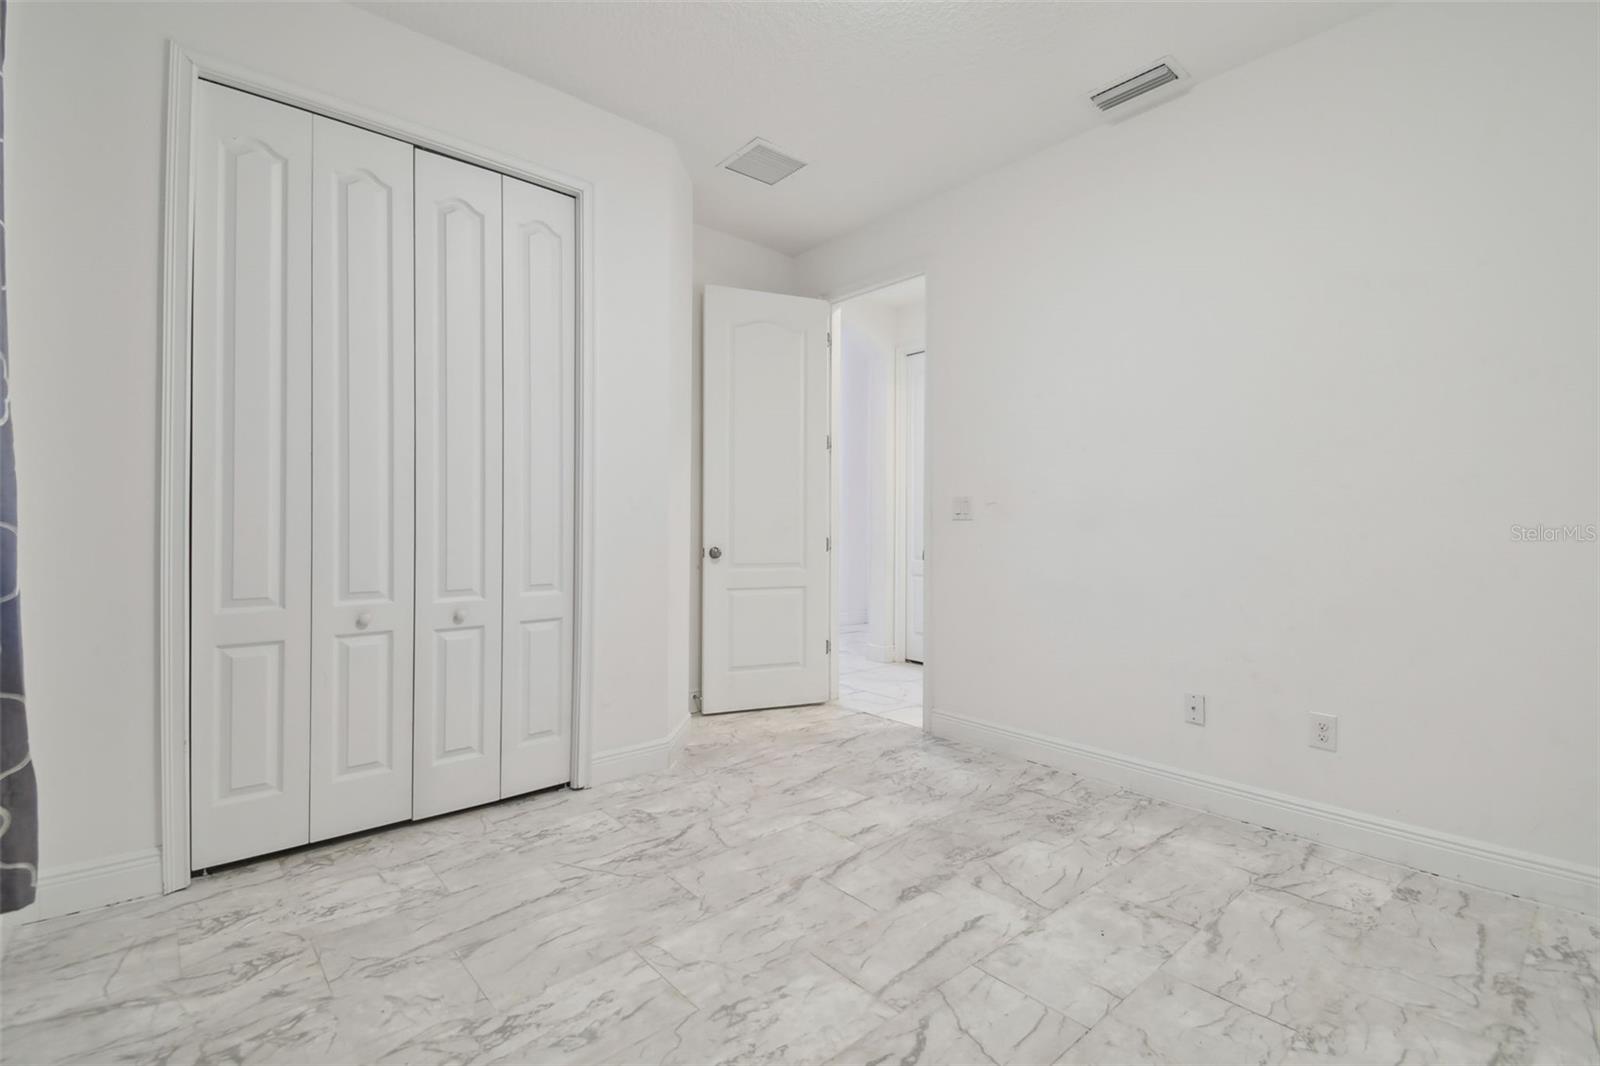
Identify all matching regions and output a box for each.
[308,116,416,840]
[190,83,314,868]
[902,351,926,664]
[500,176,576,795]
[413,151,503,818]
[701,286,833,714]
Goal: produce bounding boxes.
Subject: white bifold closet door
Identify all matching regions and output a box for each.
[192,84,576,861]
[499,177,576,797]
[190,83,315,868]
[308,117,416,841]
[413,151,504,820]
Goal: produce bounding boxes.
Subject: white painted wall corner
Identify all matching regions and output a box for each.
[590,714,692,786]
[3,849,164,927]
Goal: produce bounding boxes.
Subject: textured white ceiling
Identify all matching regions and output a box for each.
[359,1,1375,255]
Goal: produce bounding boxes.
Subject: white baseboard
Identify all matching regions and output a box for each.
[931,709,1600,916]
[589,714,691,786]
[3,848,164,926]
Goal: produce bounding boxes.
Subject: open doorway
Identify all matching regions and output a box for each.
[832,276,926,727]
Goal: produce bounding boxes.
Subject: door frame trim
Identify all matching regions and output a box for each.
[895,343,926,669]
[157,43,598,893]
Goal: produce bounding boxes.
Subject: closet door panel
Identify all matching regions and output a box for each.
[414,150,503,818]
[500,177,576,796]
[190,83,314,868]
[309,116,416,841]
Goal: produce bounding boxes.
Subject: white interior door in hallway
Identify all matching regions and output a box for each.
[189,81,577,868]
[901,349,926,664]
[701,286,833,714]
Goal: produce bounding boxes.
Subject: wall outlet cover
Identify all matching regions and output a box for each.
[1185,694,1206,726]
[952,496,975,521]
[1309,712,1338,752]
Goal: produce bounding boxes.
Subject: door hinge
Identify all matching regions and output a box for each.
[826,330,832,348]
[826,639,832,654]
[825,536,831,552]
[826,434,832,451]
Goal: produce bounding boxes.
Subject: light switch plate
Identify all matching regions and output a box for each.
[952,496,975,521]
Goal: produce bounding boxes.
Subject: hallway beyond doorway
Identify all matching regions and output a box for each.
[836,625,922,727]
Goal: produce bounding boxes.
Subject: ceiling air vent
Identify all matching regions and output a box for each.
[1091,58,1188,116]
[720,138,807,186]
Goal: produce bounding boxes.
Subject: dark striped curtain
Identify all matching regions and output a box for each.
[0,0,39,915]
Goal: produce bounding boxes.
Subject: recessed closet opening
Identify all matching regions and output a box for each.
[169,70,593,882]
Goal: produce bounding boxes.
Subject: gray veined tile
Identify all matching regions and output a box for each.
[5,703,1590,1066]
[1365,870,1536,1011]
[960,838,1128,913]
[184,995,344,1066]
[0,987,198,1065]
[1090,832,1258,926]
[704,783,875,848]
[1167,886,1532,1065]
[467,949,695,1066]
[643,876,877,1006]
[314,861,631,984]
[670,822,861,910]
[176,860,448,975]
[367,1013,491,1066]
[0,927,180,1028]
[634,952,897,1066]
[1060,971,1293,1066]
[813,790,960,851]
[1483,898,1597,1065]
[815,879,1034,1010]
[579,817,730,882]
[1061,791,1198,860]
[975,889,1198,1029]
[822,821,1007,911]
[849,663,926,687]
[1007,762,1122,808]
[1251,849,1398,919]
[457,873,709,1010]
[429,806,637,893]
[1164,888,1367,1024]
[829,966,1086,1066]
[871,705,925,728]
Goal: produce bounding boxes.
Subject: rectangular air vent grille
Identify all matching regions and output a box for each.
[1091,62,1182,112]
[721,138,807,186]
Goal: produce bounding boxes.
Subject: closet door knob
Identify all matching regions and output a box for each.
[355,612,372,630]
[708,546,722,560]
[452,609,466,625]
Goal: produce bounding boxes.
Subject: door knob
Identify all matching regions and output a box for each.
[708,546,722,560]
[452,609,466,624]
[355,612,372,630]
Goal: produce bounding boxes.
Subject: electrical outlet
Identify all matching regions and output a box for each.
[1185,694,1206,726]
[1309,713,1338,752]
[952,496,975,521]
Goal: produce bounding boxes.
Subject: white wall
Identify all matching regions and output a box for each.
[798,3,1599,908]
[690,226,802,699]
[8,2,692,903]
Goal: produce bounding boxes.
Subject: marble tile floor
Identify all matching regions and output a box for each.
[835,623,923,728]
[1,703,1596,1065]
